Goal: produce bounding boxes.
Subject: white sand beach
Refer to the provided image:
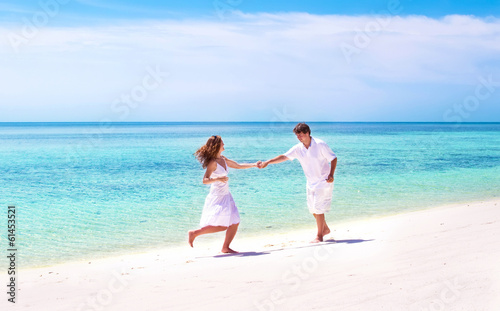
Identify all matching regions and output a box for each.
[4,199,500,311]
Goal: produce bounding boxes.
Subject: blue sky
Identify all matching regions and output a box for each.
[1,0,499,122]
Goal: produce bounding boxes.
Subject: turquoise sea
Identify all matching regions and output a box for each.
[1,122,499,268]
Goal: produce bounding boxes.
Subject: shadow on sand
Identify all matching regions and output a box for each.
[197,238,374,259]
[328,238,374,244]
[212,251,271,258]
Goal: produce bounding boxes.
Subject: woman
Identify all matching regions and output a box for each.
[188,135,259,253]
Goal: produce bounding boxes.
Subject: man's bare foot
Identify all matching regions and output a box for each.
[221,247,238,254]
[311,236,323,243]
[188,230,195,247]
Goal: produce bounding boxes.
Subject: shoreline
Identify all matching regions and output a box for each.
[16,196,500,271]
[12,196,499,271]
[5,198,500,310]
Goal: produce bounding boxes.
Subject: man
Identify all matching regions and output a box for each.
[258,123,337,243]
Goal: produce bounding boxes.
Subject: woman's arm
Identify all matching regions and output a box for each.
[224,156,258,170]
[202,161,228,184]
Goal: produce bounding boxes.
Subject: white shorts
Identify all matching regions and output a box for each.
[306,183,334,214]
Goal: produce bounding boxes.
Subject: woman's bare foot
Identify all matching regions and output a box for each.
[221,247,238,253]
[188,230,195,247]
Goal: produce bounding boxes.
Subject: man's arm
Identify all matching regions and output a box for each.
[259,154,289,169]
[326,158,337,183]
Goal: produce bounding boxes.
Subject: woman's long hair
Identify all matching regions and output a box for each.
[194,135,222,168]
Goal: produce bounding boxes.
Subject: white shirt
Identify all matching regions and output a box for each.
[284,137,336,190]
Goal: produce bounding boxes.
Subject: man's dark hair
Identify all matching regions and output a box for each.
[293,123,311,135]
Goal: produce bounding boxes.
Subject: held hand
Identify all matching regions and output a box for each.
[256,161,262,168]
[326,174,334,183]
[219,176,229,183]
[258,161,269,169]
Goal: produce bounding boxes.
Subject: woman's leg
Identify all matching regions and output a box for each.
[188,225,228,247]
[221,223,239,253]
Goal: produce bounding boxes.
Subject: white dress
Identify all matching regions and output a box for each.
[199,158,240,227]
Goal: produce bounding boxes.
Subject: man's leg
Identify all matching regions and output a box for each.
[316,186,334,240]
[309,187,332,242]
[312,213,325,243]
[323,219,331,236]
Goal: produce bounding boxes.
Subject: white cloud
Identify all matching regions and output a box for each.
[0,13,499,121]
